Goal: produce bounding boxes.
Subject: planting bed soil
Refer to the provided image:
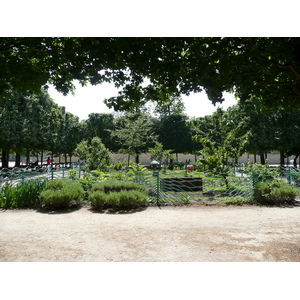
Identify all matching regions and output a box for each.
[1,204,300,262]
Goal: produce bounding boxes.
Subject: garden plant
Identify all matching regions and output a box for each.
[89,179,148,210]
[39,179,84,209]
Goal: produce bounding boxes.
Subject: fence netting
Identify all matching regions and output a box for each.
[1,164,300,206]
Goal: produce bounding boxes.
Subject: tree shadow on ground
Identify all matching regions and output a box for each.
[36,205,82,215]
[89,206,148,215]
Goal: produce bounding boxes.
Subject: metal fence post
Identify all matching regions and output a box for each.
[21,169,25,184]
[251,171,256,196]
[156,169,160,206]
[287,166,291,184]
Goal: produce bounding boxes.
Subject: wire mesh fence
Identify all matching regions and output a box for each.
[1,164,300,207]
[0,165,83,188]
[142,169,254,205]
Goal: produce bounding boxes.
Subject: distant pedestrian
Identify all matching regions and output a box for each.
[47,156,52,171]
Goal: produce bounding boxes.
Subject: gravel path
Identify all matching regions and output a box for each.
[1,205,300,262]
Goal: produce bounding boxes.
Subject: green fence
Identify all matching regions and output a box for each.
[2,164,300,207]
[0,165,83,188]
[141,169,254,205]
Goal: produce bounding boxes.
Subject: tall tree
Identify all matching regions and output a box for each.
[84,113,116,151]
[111,113,157,165]
[0,89,62,167]
[155,114,193,157]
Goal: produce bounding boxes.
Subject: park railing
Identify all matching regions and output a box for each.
[1,163,300,207]
[0,164,84,188]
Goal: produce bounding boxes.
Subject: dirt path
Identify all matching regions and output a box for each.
[1,205,300,262]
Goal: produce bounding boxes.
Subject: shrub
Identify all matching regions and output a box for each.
[68,170,107,200]
[222,196,252,206]
[89,191,107,208]
[253,180,298,205]
[91,179,146,194]
[39,179,84,209]
[89,179,147,210]
[0,179,47,208]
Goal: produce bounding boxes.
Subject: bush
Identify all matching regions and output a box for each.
[253,180,298,205]
[39,179,84,208]
[0,179,47,208]
[91,179,146,194]
[89,179,147,209]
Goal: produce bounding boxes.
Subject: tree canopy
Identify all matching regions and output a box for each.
[1,37,300,110]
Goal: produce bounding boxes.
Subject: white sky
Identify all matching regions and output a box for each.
[48,81,237,121]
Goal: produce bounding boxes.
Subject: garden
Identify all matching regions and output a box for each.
[1,160,300,211]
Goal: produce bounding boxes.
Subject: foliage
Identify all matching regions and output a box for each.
[89,179,148,209]
[39,179,84,208]
[68,169,107,200]
[2,38,300,111]
[193,109,249,191]
[55,110,81,162]
[222,196,251,206]
[155,114,193,154]
[111,161,128,171]
[0,179,47,208]
[74,137,112,171]
[110,113,157,165]
[253,180,298,205]
[245,161,278,184]
[153,95,186,117]
[82,113,117,151]
[0,89,65,167]
[91,179,146,194]
[232,97,300,165]
[148,141,174,165]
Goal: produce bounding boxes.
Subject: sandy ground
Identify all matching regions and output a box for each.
[1,204,300,262]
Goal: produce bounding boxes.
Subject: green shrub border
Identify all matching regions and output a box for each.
[39,179,84,209]
[89,179,148,210]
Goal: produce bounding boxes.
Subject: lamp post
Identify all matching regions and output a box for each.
[150,160,161,206]
[150,160,160,176]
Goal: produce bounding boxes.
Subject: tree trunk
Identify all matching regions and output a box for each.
[293,156,298,168]
[15,153,21,167]
[1,149,8,168]
[260,153,265,165]
[280,149,285,166]
[135,155,139,164]
[41,151,44,167]
[26,149,30,165]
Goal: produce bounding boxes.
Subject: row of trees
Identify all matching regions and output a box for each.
[0,89,81,168]
[2,88,300,169]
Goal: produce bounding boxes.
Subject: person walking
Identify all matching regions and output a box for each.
[47,156,52,171]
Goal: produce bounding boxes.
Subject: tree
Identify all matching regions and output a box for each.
[55,109,82,164]
[74,137,112,170]
[155,114,195,157]
[193,108,249,191]
[230,97,300,165]
[2,38,300,111]
[83,113,117,151]
[226,98,275,164]
[0,88,62,167]
[148,141,174,165]
[110,113,157,165]
[153,94,186,117]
